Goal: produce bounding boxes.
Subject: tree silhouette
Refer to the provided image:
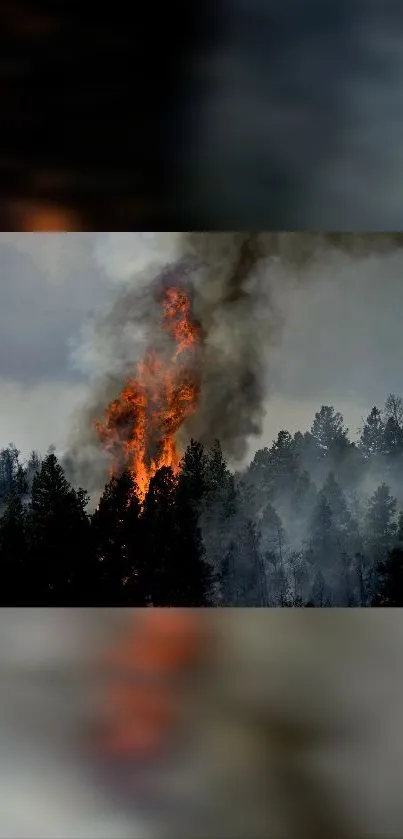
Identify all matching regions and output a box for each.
[91,471,143,605]
[0,444,22,500]
[0,490,28,603]
[366,484,397,559]
[309,490,334,562]
[374,547,403,606]
[359,407,385,458]
[178,438,208,508]
[311,406,349,454]
[383,417,403,458]
[223,517,267,606]
[3,394,403,606]
[27,453,91,604]
[142,465,212,606]
[384,393,403,427]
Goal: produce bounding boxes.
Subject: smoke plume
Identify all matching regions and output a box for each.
[175,232,285,457]
[67,232,403,496]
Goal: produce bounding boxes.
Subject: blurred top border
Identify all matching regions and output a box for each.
[2,0,403,231]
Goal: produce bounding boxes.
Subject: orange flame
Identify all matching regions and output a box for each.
[95,285,201,500]
[95,610,208,758]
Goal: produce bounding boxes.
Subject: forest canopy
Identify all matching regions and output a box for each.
[2,395,403,606]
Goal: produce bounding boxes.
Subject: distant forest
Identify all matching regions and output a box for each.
[2,395,403,606]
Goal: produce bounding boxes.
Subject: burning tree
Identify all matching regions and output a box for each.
[95,283,202,500]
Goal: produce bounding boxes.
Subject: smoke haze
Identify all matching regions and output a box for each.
[0,233,402,489]
[67,233,403,492]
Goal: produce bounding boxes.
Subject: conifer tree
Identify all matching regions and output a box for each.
[27,452,91,603]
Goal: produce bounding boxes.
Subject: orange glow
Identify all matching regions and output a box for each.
[96,610,207,758]
[95,285,201,500]
[10,200,80,231]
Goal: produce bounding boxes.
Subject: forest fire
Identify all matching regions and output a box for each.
[94,285,202,500]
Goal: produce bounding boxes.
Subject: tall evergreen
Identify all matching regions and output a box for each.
[223,517,267,606]
[0,444,22,500]
[0,490,28,603]
[311,406,349,455]
[359,407,385,458]
[366,483,397,560]
[374,547,403,606]
[142,465,212,606]
[202,439,237,603]
[27,453,91,603]
[91,471,143,605]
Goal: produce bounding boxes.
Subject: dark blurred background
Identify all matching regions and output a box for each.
[2,609,403,838]
[2,0,403,230]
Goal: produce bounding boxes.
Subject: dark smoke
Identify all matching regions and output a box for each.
[177,232,280,459]
[177,231,403,457]
[66,233,279,490]
[66,232,403,495]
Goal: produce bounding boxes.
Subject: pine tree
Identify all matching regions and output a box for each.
[259,501,287,605]
[248,446,271,484]
[291,470,317,519]
[311,406,349,455]
[220,540,237,606]
[265,548,289,606]
[268,430,299,496]
[25,450,42,490]
[260,502,284,559]
[91,471,143,605]
[322,472,351,530]
[359,407,385,458]
[173,489,213,607]
[373,547,403,606]
[339,548,356,606]
[202,439,237,602]
[247,431,299,509]
[205,439,238,517]
[287,469,318,545]
[308,490,334,561]
[175,441,213,605]
[305,490,339,602]
[27,453,91,603]
[247,446,275,508]
[383,417,403,458]
[14,464,28,497]
[0,490,29,603]
[142,466,211,606]
[320,473,361,604]
[223,518,267,606]
[364,483,397,602]
[384,393,403,427]
[205,439,228,493]
[179,438,208,506]
[0,444,21,500]
[288,550,309,605]
[355,552,373,607]
[293,430,319,468]
[366,483,397,559]
[140,466,177,605]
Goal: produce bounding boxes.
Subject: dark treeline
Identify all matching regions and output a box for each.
[3,394,403,606]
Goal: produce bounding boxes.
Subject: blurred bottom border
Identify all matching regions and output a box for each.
[0,607,402,838]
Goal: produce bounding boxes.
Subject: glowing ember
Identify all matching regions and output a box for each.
[95,285,201,500]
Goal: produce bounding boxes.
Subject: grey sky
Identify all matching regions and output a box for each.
[1,233,402,465]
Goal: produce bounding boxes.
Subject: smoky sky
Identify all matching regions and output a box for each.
[273,249,403,405]
[0,235,112,385]
[4,1,403,230]
[176,0,403,229]
[3,232,403,463]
